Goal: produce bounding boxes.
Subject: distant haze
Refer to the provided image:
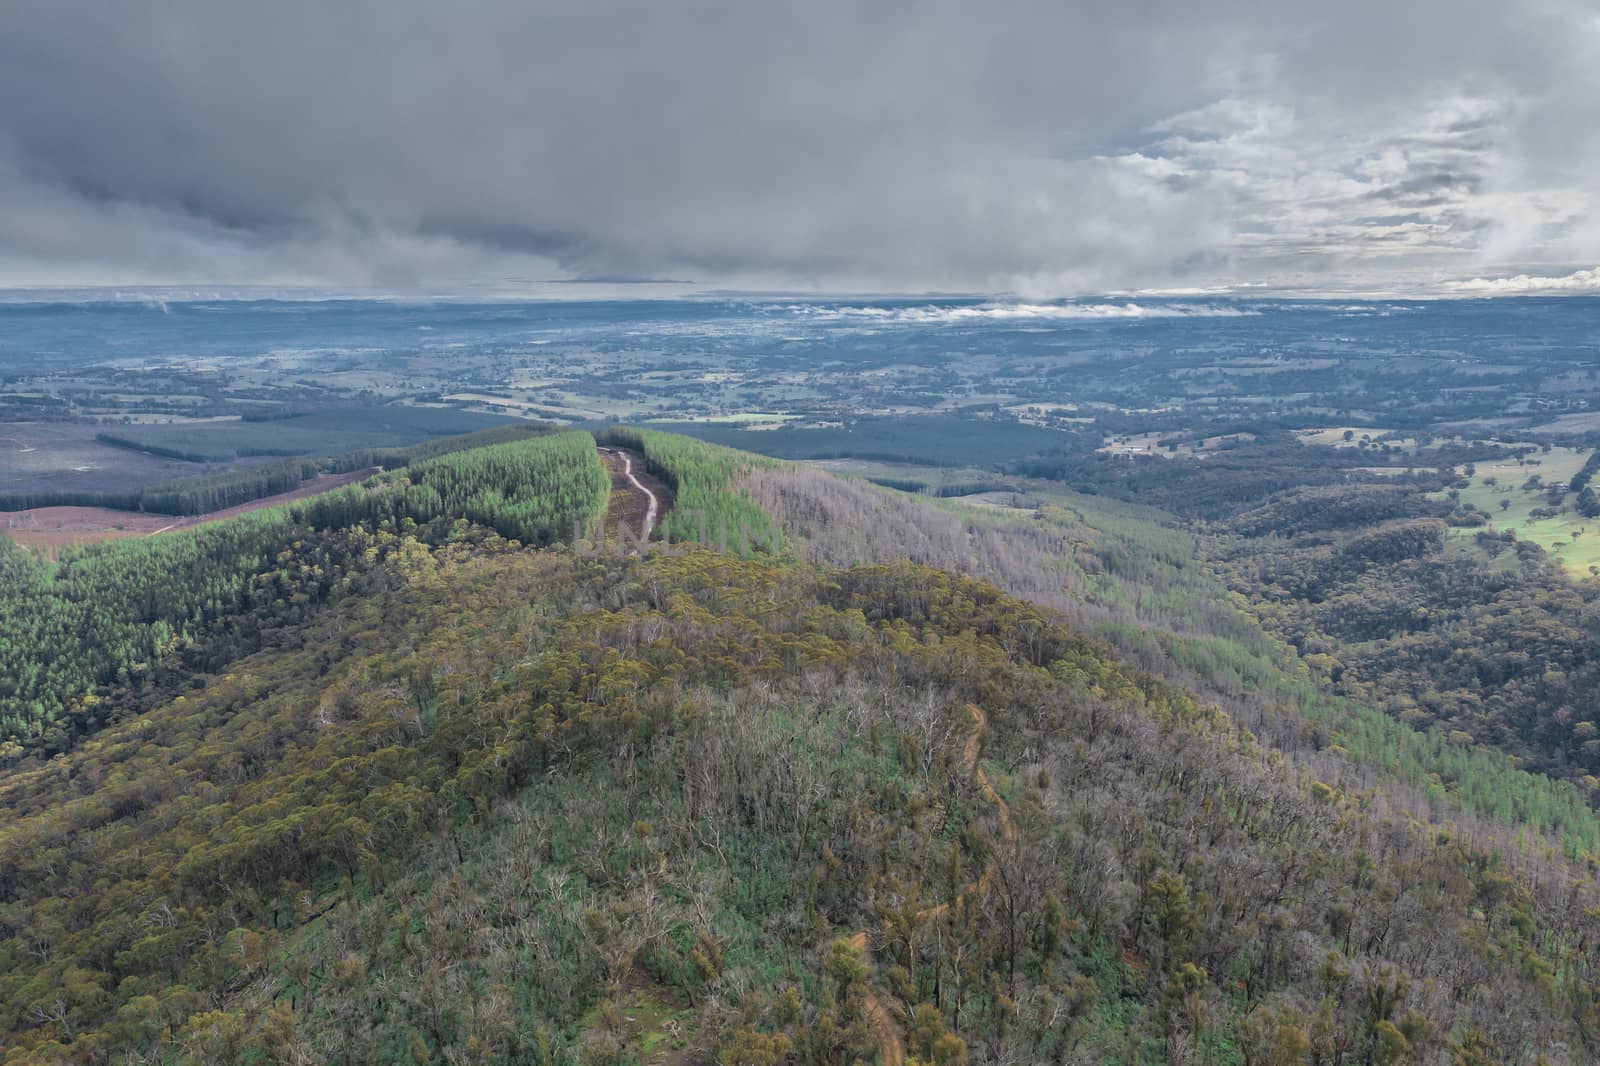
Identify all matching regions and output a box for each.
[0,0,1596,295]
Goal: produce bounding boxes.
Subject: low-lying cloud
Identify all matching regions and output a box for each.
[776,302,1262,324]
[1443,267,1600,295]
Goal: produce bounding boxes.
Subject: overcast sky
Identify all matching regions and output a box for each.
[0,0,1596,295]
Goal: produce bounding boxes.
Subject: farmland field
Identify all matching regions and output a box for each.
[1450,445,1600,575]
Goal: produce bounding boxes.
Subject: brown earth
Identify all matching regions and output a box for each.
[2,468,379,550]
[846,940,905,1066]
[598,446,674,545]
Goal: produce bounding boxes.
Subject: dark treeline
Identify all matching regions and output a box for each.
[864,474,929,493]
[139,459,320,514]
[95,429,300,463]
[1569,448,1600,517]
[646,414,1083,470]
[1567,448,1600,493]
[317,424,551,474]
[0,488,143,511]
[0,458,318,514]
[863,475,1023,497]
[240,407,311,422]
[933,479,1022,498]
[92,405,526,465]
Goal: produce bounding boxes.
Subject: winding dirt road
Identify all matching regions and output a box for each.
[848,704,1010,1065]
[616,450,659,540]
[598,446,661,543]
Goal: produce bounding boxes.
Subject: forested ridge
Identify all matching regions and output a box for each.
[0,431,607,756]
[7,430,1600,1063]
[743,464,1600,855]
[597,427,784,554]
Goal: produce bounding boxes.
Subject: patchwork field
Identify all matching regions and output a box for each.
[1531,410,1600,436]
[1295,426,1401,447]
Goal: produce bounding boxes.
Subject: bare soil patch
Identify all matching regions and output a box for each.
[3,468,377,550]
[598,447,674,543]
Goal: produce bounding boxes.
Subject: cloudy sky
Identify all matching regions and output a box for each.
[0,0,1597,295]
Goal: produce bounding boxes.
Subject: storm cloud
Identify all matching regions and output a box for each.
[0,0,1595,293]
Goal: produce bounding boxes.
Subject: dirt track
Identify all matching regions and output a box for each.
[598,446,672,544]
[848,931,906,1066]
[848,704,1007,1065]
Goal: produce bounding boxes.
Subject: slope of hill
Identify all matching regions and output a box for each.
[0,430,608,757]
[742,464,1600,857]
[2,431,1598,1064]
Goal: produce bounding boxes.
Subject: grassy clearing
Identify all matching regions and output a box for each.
[1295,426,1400,447]
[1450,445,1600,575]
[1098,430,1257,458]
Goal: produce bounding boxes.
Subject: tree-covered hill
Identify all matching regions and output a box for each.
[742,463,1600,858]
[0,430,608,757]
[1210,481,1600,798]
[4,430,1600,1064]
[5,543,1598,1063]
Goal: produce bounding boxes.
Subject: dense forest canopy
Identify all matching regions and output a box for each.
[597,427,784,554]
[4,540,1598,1063]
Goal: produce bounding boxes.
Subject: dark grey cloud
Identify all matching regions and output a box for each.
[0,0,1595,292]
